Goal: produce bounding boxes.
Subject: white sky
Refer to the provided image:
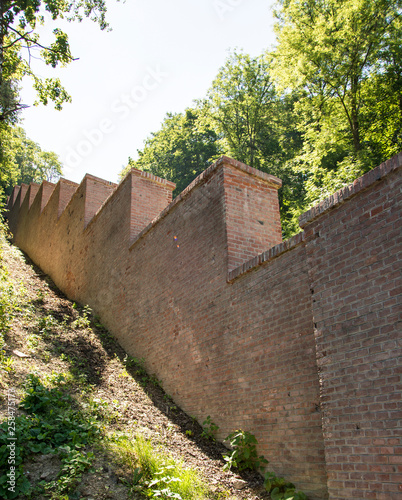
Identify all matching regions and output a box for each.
[20,0,277,184]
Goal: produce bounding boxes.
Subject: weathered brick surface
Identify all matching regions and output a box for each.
[301,155,402,500]
[221,161,282,271]
[5,154,402,500]
[7,183,28,237]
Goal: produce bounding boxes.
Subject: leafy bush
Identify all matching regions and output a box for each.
[222,430,268,472]
[264,471,308,500]
[0,373,102,499]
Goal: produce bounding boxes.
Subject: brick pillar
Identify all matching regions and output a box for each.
[7,184,29,238]
[220,157,283,272]
[38,181,56,213]
[128,168,176,242]
[6,185,21,211]
[83,174,117,227]
[57,179,80,218]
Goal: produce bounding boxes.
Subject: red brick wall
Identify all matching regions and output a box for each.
[6,186,20,212]
[300,154,402,500]
[7,183,28,238]
[83,175,117,228]
[221,159,283,271]
[5,154,402,500]
[12,182,54,265]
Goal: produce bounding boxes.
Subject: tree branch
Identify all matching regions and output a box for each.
[8,26,78,62]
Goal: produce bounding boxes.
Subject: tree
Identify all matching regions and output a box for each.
[203,51,305,237]
[121,108,222,195]
[272,0,402,205]
[0,0,111,124]
[203,51,279,170]
[1,126,62,195]
[359,14,402,161]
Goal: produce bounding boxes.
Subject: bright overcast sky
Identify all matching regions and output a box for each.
[20,0,277,184]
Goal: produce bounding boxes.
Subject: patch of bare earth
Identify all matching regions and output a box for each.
[0,241,269,500]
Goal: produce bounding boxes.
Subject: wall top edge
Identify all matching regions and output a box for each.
[217,156,282,189]
[299,151,402,228]
[83,173,118,188]
[58,178,80,187]
[227,231,306,282]
[128,168,176,190]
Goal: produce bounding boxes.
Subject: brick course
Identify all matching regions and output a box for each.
[5,154,402,500]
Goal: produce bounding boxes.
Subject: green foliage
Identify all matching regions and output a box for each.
[109,434,209,499]
[272,0,402,210]
[128,435,208,499]
[37,313,57,337]
[0,373,102,498]
[0,124,63,196]
[204,50,279,170]
[264,472,307,500]
[0,0,111,124]
[121,107,222,195]
[201,415,219,441]
[0,215,19,379]
[0,242,15,334]
[71,304,92,329]
[42,447,95,497]
[222,430,268,472]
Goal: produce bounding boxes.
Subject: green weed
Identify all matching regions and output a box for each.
[222,430,268,472]
[41,447,95,497]
[263,471,308,500]
[110,434,209,499]
[37,314,57,337]
[0,373,102,499]
[71,304,91,329]
[201,416,219,441]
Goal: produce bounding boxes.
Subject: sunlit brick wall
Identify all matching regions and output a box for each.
[5,153,402,500]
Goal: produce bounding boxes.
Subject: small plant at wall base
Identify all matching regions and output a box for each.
[263,472,308,500]
[201,416,219,440]
[222,430,268,472]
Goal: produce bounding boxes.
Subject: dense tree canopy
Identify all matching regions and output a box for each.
[272,0,402,207]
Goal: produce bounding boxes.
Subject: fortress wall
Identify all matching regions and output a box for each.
[5,153,402,500]
[13,181,55,265]
[82,158,326,498]
[34,179,79,279]
[80,169,175,329]
[7,183,28,237]
[300,154,402,500]
[12,183,40,249]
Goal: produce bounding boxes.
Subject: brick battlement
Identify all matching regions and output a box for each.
[5,155,402,500]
